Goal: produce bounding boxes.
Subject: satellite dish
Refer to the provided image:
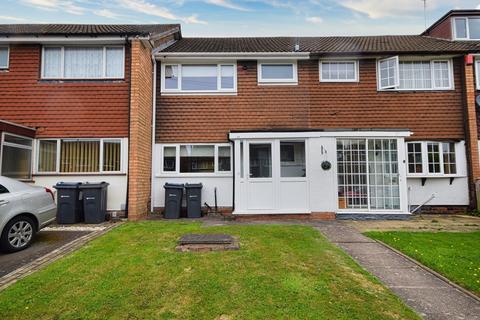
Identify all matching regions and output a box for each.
[476,95,480,107]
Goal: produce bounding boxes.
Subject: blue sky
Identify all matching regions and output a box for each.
[1,0,479,36]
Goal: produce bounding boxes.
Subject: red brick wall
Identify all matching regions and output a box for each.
[156,58,466,142]
[127,40,154,220]
[424,18,452,40]
[0,44,130,138]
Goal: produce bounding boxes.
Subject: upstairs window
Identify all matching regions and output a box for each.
[320,61,358,82]
[454,17,480,40]
[378,57,452,90]
[42,46,125,79]
[161,63,236,93]
[406,141,457,176]
[258,62,297,84]
[0,46,9,69]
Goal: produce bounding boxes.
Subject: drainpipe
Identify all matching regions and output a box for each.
[150,50,159,213]
[228,134,235,213]
[411,193,436,214]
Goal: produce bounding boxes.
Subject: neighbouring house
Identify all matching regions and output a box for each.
[152,9,480,219]
[0,24,181,220]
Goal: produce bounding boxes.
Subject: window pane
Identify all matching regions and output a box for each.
[218,146,231,171]
[38,140,57,172]
[163,146,176,172]
[165,65,179,89]
[427,143,441,173]
[433,61,450,88]
[105,47,124,78]
[4,134,32,147]
[407,142,422,173]
[249,144,271,178]
[220,65,234,89]
[442,142,456,174]
[60,140,100,173]
[455,18,467,38]
[280,141,306,177]
[261,64,294,80]
[468,18,480,39]
[180,145,214,173]
[64,47,103,78]
[43,47,62,78]
[0,184,9,194]
[379,57,397,88]
[0,47,8,68]
[399,61,431,89]
[240,142,244,178]
[1,145,31,180]
[321,62,356,81]
[182,65,217,90]
[103,141,121,172]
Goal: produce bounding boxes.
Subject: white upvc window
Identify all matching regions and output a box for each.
[160,143,232,175]
[41,46,125,79]
[257,61,298,84]
[319,60,358,82]
[0,46,9,69]
[406,141,458,176]
[36,138,125,174]
[475,59,480,90]
[378,56,453,91]
[0,133,33,180]
[161,63,237,94]
[453,17,480,40]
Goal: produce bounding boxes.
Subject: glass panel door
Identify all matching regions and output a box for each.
[249,143,272,178]
[337,138,400,211]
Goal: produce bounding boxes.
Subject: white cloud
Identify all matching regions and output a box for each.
[206,0,250,11]
[339,0,463,19]
[306,16,322,24]
[117,0,207,24]
[93,9,121,19]
[20,0,86,15]
[0,15,27,22]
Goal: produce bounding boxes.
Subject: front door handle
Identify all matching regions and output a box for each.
[0,200,9,206]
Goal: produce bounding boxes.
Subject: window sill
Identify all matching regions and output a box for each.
[34,172,127,177]
[156,173,233,178]
[378,88,454,93]
[407,175,466,178]
[160,91,237,96]
[258,82,298,86]
[39,79,126,83]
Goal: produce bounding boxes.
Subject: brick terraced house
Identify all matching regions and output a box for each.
[0,24,181,220]
[152,10,480,219]
[2,10,480,220]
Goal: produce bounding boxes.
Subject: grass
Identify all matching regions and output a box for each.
[0,222,419,320]
[366,231,480,296]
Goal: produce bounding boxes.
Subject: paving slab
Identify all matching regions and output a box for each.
[314,221,480,320]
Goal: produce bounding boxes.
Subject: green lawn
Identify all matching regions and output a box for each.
[0,222,418,319]
[366,231,480,296]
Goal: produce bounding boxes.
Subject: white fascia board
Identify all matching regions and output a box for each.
[229,130,412,140]
[0,36,127,44]
[156,52,311,61]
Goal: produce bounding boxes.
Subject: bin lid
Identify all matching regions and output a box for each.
[53,182,82,189]
[164,183,184,189]
[79,182,109,189]
[185,183,203,188]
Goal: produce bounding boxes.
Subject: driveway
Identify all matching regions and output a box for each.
[0,229,90,277]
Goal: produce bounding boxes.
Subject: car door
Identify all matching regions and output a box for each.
[0,184,22,231]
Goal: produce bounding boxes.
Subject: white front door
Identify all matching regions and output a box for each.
[243,139,309,213]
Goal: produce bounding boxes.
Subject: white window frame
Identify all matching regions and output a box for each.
[160,62,237,94]
[319,60,359,82]
[35,138,125,174]
[257,61,298,85]
[406,141,458,177]
[159,143,233,176]
[0,45,9,70]
[378,57,454,91]
[378,56,400,90]
[41,45,125,80]
[475,59,480,90]
[452,17,480,40]
[0,132,33,181]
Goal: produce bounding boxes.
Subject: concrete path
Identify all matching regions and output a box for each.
[315,221,480,320]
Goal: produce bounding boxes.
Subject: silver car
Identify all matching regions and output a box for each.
[0,176,56,252]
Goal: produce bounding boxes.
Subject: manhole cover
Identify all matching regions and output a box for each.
[176,234,239,252]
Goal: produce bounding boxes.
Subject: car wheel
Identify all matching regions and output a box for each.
[0,216,36,253]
